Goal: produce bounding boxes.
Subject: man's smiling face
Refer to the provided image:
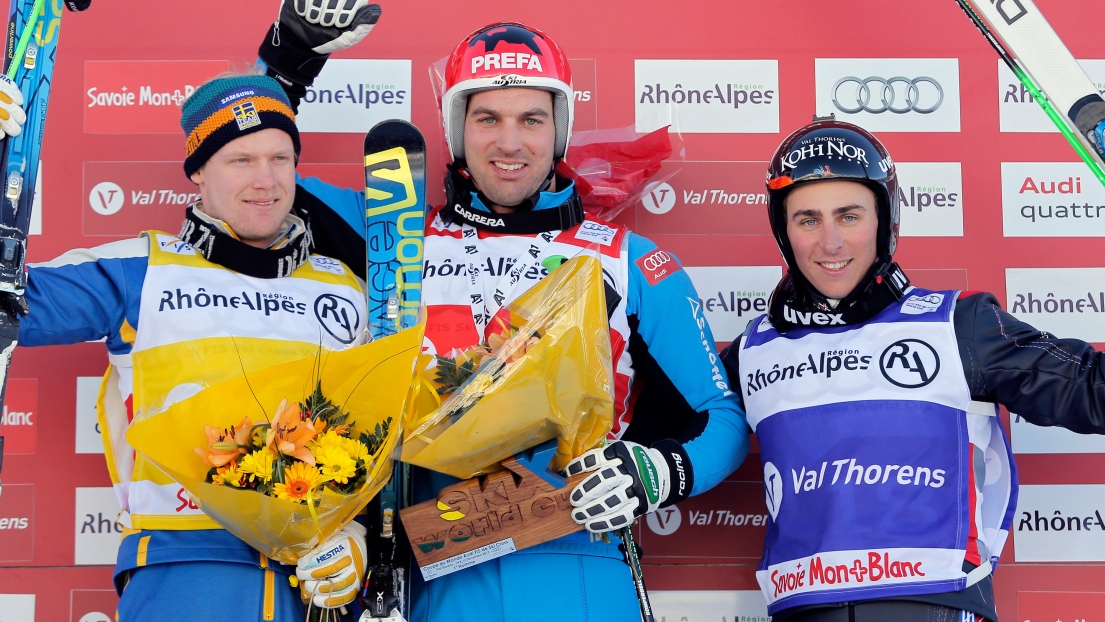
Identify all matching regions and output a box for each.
[462,87,556,213]
[784,179,879,300]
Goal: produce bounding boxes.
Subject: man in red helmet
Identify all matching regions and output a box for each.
[720,118,1105,622]
[258,7,750,622]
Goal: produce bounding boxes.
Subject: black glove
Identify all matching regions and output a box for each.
[65,0,92,11]
[259,0,381,101]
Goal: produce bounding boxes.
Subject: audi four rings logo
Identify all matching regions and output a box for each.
[832,76,944,114]
[642,251,672,271]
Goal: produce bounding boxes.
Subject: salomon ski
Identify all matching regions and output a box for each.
[360,119,426,622]
[0,0,89,498]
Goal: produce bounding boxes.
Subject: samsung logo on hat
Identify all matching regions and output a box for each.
[220,89,257,105]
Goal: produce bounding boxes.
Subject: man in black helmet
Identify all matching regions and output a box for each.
[721,118,1105,622]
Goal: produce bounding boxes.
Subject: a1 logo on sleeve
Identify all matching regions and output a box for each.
[635,249,682,286]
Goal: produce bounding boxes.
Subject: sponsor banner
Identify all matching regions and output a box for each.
[298,163,367,191]
[1015,485,1105,562]
[760,547,962,606]
[83,161,201,235]
[1000,59,1105,132]
[650,590,769,621]
[639,481,769,561]
[908,269,969,292]
[634,60,779,134]
[814,58,961,132]
[0,379,37,454]
[0,484,34,562]
[896,162,963,237]
[74,488,123,566]
[634,161,772,236]
[1011,412,1105,454]
[296,59,411,132]
[71,590,118,622]
[1006,268,1105,342]
[0,595,34,621]
[570,58,597,132]
[76,376,104,455]
[685,266,783,342]
[85,60,229,134]
[1018,590,1105,622]
[1002,162,1105,237]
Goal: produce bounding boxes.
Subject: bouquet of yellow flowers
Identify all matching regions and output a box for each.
[128,325,423,564]
[401,253,615,479]
[193,380,391,505]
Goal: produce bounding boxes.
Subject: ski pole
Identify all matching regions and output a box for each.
[618,523,655,622]
[7,0,45,80]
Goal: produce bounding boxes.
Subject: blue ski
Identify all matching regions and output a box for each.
[360,119,426,621]
[0,0,89,496]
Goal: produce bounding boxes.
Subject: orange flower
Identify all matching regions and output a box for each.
[273,461,322,503]
[194,416,252,468]
[265,399,320,465]
[487,324,539,365]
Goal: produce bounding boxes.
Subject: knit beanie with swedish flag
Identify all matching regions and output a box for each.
[180,75,300,178]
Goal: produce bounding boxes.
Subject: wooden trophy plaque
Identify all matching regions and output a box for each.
[399,441,585,580]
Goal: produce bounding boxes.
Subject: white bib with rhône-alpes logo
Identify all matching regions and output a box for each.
[420,213,637,437]
[737,289,1016,614]
[100,232,366,531]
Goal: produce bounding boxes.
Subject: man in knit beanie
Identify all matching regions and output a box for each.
[13,70,375,621]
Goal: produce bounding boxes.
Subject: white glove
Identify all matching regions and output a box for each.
[296,521,368,609]
[0,75,26,140]
[286,0,381,54]
[565,441,673,533]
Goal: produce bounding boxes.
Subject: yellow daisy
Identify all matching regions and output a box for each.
[315,446,357,485]
[309,430,345,451]
[238,449,275,483]
[216,461,243,487]
[342,437,370,463]
[273,461,322,503]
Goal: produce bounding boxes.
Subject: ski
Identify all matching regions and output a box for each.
[0,0,87,498]
[364,119,425,338]
[955,0,1105,186]
[360,119,426,622]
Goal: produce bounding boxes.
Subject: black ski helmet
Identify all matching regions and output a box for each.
[765,118,899,276]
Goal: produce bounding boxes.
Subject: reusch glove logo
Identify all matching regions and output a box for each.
[632,446,662,505]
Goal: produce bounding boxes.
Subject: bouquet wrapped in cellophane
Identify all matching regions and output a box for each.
[402,253,615,479]
[126,324,423,564]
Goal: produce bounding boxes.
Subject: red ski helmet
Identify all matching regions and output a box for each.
[442,22,574,162]
[766,118,900,271]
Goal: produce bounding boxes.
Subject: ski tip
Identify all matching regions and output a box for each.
[364,120,427,149]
